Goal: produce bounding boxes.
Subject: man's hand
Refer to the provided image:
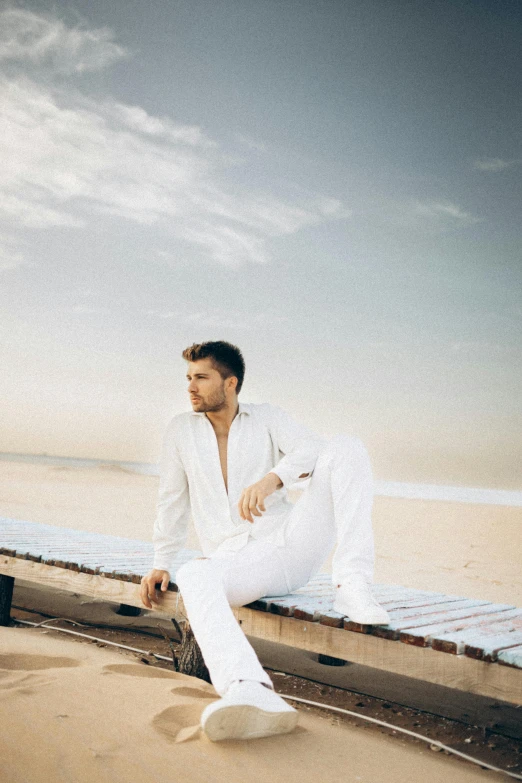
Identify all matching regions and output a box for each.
[140,569,170,609]
[238,472,283,523]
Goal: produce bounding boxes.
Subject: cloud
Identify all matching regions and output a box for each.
[473,158,519,172]
[235,134,267,153]
[175,221,270,266]
[1,74,215,228]
[1,75,348,264]
[110,103,216,148]
[317,197,352,219]
[0,233,25,271]
[414,200,480,225]
[0,8,127,73]
[190,188,332,237]
[0,9,350,267]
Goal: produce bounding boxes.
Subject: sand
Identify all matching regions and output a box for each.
[0,626,501,782]
[0,460,520,781]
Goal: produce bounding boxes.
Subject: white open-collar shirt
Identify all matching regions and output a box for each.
[152,401,326,572]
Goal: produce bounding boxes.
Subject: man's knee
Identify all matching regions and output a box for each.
[319,434,371,470]
[323,434,367,456]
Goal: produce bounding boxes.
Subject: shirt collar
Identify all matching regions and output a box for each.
[190,401,250,417]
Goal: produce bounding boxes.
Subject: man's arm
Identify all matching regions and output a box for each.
[266,404,325,489]
[238,404,325,522]
[151,419,191,572]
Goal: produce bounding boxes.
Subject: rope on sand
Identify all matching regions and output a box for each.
[282,694,522,780]
[12,616,522,780]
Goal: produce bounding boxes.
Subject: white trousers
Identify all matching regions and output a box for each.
[175,435,375,695]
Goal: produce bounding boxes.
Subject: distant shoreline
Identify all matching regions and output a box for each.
[1,451,520,507]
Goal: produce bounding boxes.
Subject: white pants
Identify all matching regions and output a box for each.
[175,435,375,695]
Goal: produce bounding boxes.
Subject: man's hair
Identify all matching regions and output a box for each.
[182,341,246,394]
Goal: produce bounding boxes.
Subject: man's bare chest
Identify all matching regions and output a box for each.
[214,432,229,492]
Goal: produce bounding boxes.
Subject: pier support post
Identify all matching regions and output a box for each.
[0,574,15,626]
[171,617,211,683]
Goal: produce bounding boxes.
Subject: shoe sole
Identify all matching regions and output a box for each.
[202,703,298,741]
[332,601,390,625]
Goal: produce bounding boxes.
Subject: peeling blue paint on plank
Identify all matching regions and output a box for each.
[498,644,522,668]
[432,613,522,658]
[398,607,522,648]
[389,600,513,630]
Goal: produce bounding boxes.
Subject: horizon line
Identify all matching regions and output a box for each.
[0,451,520,507]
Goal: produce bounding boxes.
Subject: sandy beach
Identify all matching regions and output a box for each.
[1,460,521,781]
[1,459,520,604]
[0,625,507,783]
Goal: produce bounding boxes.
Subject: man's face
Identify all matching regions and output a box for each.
[186,358,230,413]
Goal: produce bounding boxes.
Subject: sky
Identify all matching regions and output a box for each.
[0,0,520,489]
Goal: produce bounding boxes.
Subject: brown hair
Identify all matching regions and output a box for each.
[182,341,246,393]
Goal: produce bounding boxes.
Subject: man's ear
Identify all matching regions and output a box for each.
[228,375,238,393]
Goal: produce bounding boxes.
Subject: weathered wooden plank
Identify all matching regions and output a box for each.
[464,625,522,662]
[319,593,481,638]
[263,583,444,625]
[318,610,345,628]
[385,598,494,625]
[398,607,522,648]
[2,534,147,545]
[369,599,489,641]
[432,613,522,658]
[257,582,423,624]
[0,516,202,581]
[498,644,522,668]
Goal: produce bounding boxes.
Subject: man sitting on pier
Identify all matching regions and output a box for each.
[141,340,389,742]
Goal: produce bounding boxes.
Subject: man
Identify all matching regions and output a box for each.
[141,340,389,742]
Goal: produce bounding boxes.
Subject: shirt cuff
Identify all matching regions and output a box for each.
[268,466,294,488]
[152,558,173,573]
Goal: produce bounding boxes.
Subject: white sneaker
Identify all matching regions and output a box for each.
[201,680,298,741]
[333,575,390,625]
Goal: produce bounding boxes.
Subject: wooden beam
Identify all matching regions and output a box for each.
[233,606,522,704]
[0,555,179,614]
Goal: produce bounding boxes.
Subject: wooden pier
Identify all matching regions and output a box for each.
[1,517,520,704]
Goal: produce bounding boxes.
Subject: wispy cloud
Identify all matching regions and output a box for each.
[317,198,352,219]
[110,103,216,148]
[146,308,290,330]
[0,232,25,271]
[473,158,520,172]
[175,221,270,266]
[414,200,480,225]
[0,8,349,267]
[0,8,127,73]
[235,134,267,153]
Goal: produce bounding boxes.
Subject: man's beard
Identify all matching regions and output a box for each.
[195,385,227,412]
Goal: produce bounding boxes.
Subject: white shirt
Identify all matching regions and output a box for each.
[152,402,325,572]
